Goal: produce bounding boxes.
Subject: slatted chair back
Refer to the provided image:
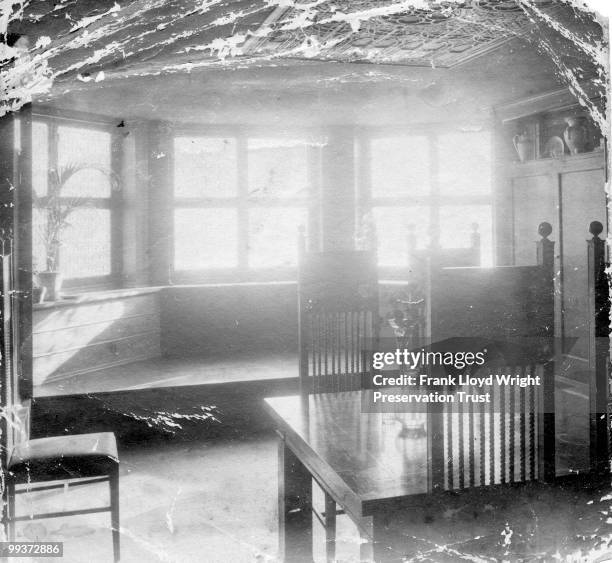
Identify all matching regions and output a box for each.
[428,222,556,485]
[298,238,379,394]
[431,355,546,491]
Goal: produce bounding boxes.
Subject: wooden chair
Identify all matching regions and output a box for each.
[587,220,610,478]
[297,230,380,562]
[298,235,380,395]
[427,222,557,484]
[4,421,120,561]
[428,344,549,492]
[0,251,120,561]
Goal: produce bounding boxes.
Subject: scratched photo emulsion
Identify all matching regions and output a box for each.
[0,0,610,562]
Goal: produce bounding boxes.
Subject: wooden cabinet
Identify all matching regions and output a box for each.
[505,148,606,475]
[508,152,606,358]
[495,83,608,475]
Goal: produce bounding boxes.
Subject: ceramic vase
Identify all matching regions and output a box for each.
[563,117,588,155]
[513,134,533,162]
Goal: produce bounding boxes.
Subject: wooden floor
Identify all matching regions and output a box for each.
[10,432,612,563]
[34,352,298,396]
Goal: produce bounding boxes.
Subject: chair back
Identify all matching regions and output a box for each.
[430,354,546,491]
[298,245,379,393]
[428,222,556,484]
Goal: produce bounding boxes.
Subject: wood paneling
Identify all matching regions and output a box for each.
[560,167,606,358]
[34,294,159,331]
[160,283,299,358]
[507,153,606,356]
[430,266,549,340]
[506,151,606,477]
[512,174,556,266]
[34,314,159,356]
[34,332,160,384]
[33,293,161,385]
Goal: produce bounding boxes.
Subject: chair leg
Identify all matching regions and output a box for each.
[109,467,120,562]
[324,492,336,563]
[7,482,15,542]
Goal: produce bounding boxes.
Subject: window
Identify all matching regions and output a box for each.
[364,131,493,268]
[437,131,493,265]
[32,119,117,286]
[173,135,310,279]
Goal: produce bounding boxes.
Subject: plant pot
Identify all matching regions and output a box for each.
[37,272,63,302]
[32,286,46,304]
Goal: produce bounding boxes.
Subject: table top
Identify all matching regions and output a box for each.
[264,389,542,518]
[265,390,437,517]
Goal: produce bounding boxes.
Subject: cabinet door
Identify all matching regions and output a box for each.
[560,167,606,359]
[511,174,556,266]
[557,166,606,475]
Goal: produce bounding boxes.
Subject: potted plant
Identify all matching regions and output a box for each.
[34,163,114,301]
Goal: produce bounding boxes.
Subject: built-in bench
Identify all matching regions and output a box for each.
[33,282,301,396]
[36,352,298,396]
[32,281,410,397]
[33,287,163,389]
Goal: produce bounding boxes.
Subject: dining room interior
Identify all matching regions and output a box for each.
[0,0,610,561]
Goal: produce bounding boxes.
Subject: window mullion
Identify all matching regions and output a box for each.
[49,121,59,271]
[237,137,249,272]
[429,132,439,249]
[110,129,123,286]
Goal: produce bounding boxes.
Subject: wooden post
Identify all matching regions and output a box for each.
[148,121,173,285]
[319,128,355,251]
[297,227,309,397]
[536,221,554,270]
[587,220,610,479]
[406,223,417,267]
[470,222,481,265]
[535,221,555,482]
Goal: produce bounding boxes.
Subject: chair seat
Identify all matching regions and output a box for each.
[8,432,118,482]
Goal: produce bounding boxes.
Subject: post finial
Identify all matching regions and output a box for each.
[589,221,604,239]
[538,222,553,239]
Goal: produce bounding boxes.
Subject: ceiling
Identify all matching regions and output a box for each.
[242,0,554,68]
[3,0,607,122]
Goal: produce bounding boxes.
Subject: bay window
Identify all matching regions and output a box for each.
[31,116,118,288]
[363,129,493,268]
[172,134,311,280]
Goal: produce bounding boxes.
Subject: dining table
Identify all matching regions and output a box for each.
[263,383,552,563]
[264,389,456,562]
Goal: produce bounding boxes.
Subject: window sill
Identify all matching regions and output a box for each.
[33,286,164,310]
[33,280,412,311]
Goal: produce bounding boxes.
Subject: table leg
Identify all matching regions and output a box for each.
[324,492,336,563]
[358,516,374,563]
[278,435,313,563]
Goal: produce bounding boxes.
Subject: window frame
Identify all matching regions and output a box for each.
[31,110,122,291]
[356,125,495,276]
[171,126,319,283]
